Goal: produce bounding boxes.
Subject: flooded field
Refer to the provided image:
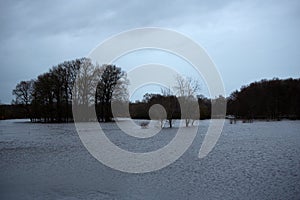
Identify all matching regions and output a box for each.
[0,119,299,199]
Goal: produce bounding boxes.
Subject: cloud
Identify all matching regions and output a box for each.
[0,0,300,103]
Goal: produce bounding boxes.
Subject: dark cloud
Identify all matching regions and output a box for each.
[0,0,300,103]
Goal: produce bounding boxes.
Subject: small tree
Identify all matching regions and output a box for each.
[12,80,34,105]
[12,80,34,121]
[148,89,179,128]
[174,75,200,126]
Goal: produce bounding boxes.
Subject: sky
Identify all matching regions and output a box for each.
[0,0,299,103]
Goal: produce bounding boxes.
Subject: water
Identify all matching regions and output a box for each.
[0,119,299,199]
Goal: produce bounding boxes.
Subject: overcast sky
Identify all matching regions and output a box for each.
[0,0,299,103]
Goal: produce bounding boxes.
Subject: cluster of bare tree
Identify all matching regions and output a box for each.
[12,58,128,122]
[12,60,79,122]
[129,93,223,128]
[129,76,211,128]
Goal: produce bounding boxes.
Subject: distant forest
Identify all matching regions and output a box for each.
[227,78,300,120]
[1,57,299,122]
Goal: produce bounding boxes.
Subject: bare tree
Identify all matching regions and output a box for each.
[96,65,128,122]
[174,75,200,97]
[12,80,34,121]
[112,72,129,102]
[32,72,56,122]
[73,58,101,106]
[12,80,34,105]
[61,58,81,122]
[72,58,102,121]
[174,75,200,127]
[159,88,178,128]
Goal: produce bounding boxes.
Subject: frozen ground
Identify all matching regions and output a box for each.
[0,119,300,199]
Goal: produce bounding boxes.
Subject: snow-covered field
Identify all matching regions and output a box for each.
[0,119,300,199]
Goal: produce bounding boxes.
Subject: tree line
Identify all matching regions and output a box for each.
[5,57,300,123]
[227,78,300,120]
[9,59,209,126]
